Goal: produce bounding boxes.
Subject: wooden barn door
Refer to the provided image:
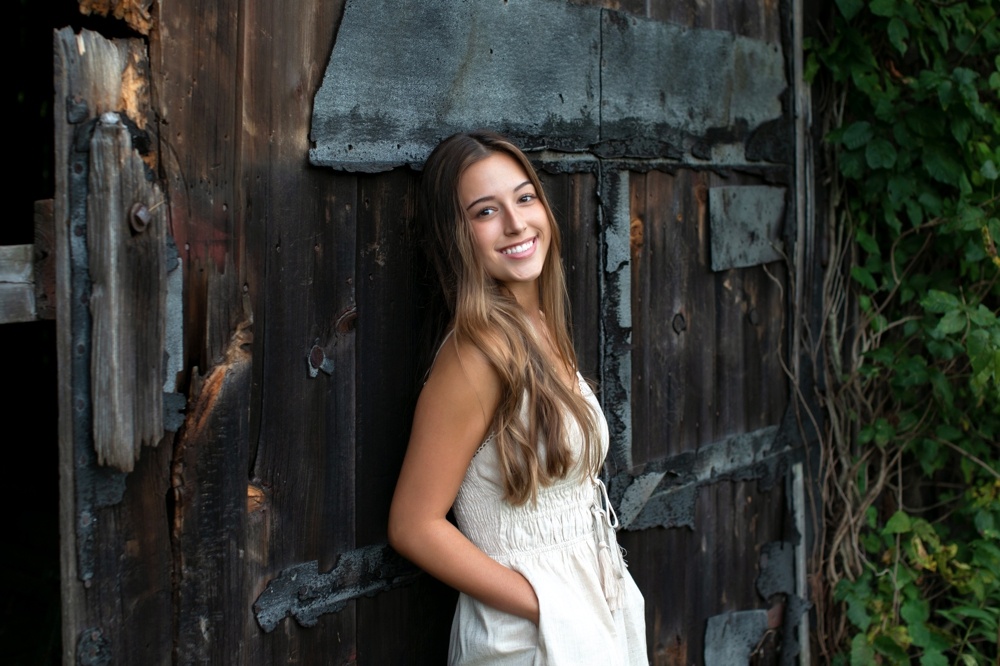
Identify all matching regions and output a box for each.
[54,1,812,664]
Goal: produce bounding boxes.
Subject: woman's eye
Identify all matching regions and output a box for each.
[476,206,497,218]
[519,193,536,203]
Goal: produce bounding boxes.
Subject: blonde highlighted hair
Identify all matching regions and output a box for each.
[419,130,600,505]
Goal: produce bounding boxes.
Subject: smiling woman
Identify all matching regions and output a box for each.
[387,131,647,665]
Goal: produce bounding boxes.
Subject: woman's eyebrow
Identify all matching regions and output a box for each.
[465,194,496,212]
[464,181,534,211]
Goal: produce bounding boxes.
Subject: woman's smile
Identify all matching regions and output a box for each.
[499,236,538,257]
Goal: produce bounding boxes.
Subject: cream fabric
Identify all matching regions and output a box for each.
[448,376,648,665]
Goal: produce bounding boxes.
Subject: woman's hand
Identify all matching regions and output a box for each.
[388,334,540,624]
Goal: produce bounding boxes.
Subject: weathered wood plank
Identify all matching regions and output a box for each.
[152,0,243,370]
[354,170,455,664]
[234,0,359,661]
[87,113,166,472]
[538,170,602,381]
[620,479,788,665]
[55,26,173,665]
[172,322,253,663]
[0,245,36,323]
[34,199,57,320]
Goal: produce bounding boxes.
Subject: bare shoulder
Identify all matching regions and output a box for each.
[410,336,500,462]
[427,334,497,393]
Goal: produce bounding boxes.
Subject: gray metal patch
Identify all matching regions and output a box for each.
[310,0,786,171]
[709,186,786,271]
[310,0,601,171]
[704,610,770,666]
[599,12,786,156]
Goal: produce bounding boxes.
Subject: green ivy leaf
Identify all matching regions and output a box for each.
[851,266,878,291]
[934,423,962,441]
[836,0,864,21]
[919,650,948,666]
[874,417,895,447]
[873,632,910,661]
[843,121,874,149]
[850,633,875,666]
[888,18,909,54]
[974,509,996,539]
[951,116,971,144]
[921,289,960,313]
[917,190,943,216]
[840,149,866,179]
[869,0,896,18]
[934,309,966,336]
[885,510,912,534]
[856,229,880,254]
[981,160,998,180]
[867,139,898,169]
[923,143,964,185]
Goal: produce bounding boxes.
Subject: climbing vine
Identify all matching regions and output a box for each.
[806,1,998,664]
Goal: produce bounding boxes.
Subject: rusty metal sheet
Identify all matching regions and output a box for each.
[709,185,786,271]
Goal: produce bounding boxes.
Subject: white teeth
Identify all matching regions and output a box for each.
[501,238,534,255]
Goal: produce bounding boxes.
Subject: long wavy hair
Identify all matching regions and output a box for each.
[419,130,600,505]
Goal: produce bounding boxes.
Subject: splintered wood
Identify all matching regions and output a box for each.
[78,0,154,35]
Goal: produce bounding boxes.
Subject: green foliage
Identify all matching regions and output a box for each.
[808,0,999,663]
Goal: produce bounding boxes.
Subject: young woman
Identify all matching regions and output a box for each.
[388,131,647,665]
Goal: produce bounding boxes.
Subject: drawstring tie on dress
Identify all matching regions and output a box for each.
[591,477,626,611]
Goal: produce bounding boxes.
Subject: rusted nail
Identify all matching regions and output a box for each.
[672,313,687,335]
[335,306,358,334]
[308,345,335,378]
[130,203,151,233]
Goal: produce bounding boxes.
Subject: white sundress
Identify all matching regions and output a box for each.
[448,375,648,665]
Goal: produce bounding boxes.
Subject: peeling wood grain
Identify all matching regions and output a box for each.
[88,113,166,472]
[78,0,154,35]
[60,30,152,132]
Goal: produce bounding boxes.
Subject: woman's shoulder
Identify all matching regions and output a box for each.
[423,329,502,414]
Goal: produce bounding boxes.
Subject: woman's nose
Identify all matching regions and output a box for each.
[505,208,527,235]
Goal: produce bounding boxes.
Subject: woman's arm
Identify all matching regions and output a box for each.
[388,337,540,624]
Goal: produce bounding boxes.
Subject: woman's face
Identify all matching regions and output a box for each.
[457,151,550,297]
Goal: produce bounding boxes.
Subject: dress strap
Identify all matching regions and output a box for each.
[423,328,456,385]
[591,476,626,611]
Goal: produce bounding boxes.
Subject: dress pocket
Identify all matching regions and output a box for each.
[512,557,624,666]
[448,591,539,665]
